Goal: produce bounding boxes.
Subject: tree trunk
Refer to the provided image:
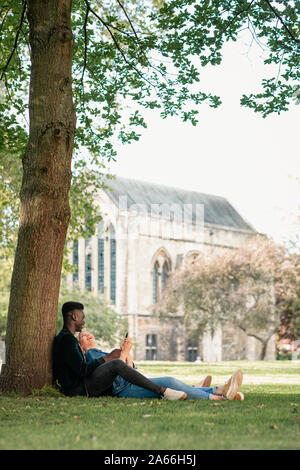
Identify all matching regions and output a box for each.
[0,0,76,393]
[259,340,269,361]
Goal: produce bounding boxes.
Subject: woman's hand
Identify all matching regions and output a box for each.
[121,337,132,352]
[120,337,132,362]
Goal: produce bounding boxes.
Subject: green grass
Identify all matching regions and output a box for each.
[1,361,300,450]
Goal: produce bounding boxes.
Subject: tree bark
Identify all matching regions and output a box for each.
[258,340,268,360]
[0,0,76,393]
[237,323,277,360]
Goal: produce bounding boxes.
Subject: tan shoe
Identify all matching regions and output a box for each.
[233,392,244,401]
[223,370,243,400]
[193,375,212,388]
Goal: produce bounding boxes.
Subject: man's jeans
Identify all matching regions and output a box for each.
[117,376,217,400]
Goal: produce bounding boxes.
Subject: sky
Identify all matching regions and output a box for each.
[108,30,300,246]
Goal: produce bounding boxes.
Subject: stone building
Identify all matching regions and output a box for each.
[67,176,275,361]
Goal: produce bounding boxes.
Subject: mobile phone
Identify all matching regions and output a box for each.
[125,332,128,338]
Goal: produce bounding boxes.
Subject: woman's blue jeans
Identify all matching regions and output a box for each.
[117,376,217,400]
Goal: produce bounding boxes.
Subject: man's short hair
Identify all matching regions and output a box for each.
[62,301,84,318]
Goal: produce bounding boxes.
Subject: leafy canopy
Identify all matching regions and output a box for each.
[0,0,299,257]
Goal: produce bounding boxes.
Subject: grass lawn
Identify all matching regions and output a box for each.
[0,360,300,450]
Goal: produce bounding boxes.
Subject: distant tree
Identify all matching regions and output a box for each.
[278,291,300,347]
[159,236,300,359]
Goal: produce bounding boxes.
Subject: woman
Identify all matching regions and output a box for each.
[78,331,244,401]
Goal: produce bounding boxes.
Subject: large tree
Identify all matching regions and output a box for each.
[0,0,299,392]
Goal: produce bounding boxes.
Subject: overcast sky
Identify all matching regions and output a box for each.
[108,30,300,246]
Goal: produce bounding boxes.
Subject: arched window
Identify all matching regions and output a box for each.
[153,262,159,304]
[98,222,104,294]
[161,261,170,291]
[152,249,172,304]
[109,224,116,304]
[85,237,92,291]
[73,240,79,283]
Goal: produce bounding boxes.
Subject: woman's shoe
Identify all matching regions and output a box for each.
[223,370,243,400]
[193,375,212,388]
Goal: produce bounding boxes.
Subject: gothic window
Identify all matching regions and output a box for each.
[161,261,170,291]
[152,249,172,304]
[98,223,104,294]
[146,334,157,360]
[153,262,159,304]
[73,240,78,283]
[110,224,116,304]
[85,237,92,291]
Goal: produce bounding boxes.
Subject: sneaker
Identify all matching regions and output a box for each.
[233,392,244,401]
[223,370,243,400]
[162,388,187,400]
[193,376,212,388]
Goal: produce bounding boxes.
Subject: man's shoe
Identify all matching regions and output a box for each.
[162,388,187,400]
[224,370,243,400]
[233,392,244,401]
[193,376,212,388]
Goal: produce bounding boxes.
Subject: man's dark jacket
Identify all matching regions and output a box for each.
[52,328,105,396]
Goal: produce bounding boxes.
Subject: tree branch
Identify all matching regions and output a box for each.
[80,2,89,102]
[115,0,169,82]
[116,0,149,63]
[84,0,156,89]
[0,8,10,39]
[263,0,300,43]
[222,0,256,33]
[238,323,278,343]
[0,0,27,81]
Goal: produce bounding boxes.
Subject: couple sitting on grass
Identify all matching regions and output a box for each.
[52,301,244,402]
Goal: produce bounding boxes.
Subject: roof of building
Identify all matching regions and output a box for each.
[103,176,255,232]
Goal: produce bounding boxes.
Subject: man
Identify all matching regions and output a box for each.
[79,330,244,401]
[52,301,188,400]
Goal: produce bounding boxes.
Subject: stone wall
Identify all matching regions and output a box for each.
[128,314,186,361]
